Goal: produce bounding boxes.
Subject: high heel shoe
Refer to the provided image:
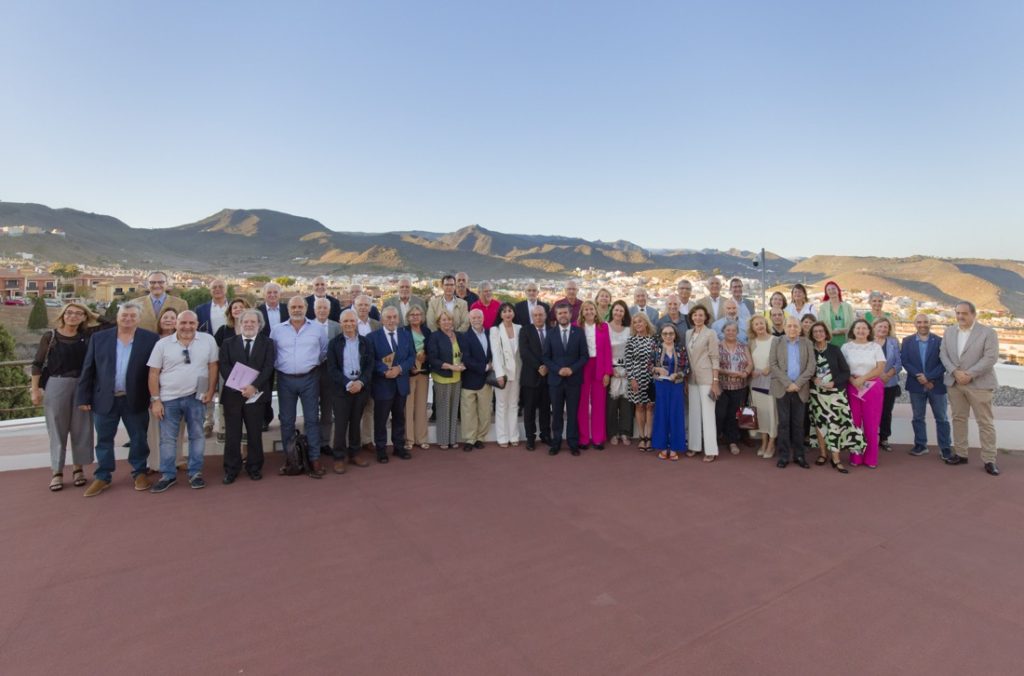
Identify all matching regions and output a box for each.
[831,457,849,474]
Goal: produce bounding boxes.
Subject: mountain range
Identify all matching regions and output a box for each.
[1,201,1022,314]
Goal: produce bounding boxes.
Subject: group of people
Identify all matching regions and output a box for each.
[31,270,1004,496]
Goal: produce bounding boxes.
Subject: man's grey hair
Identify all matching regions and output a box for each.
[118,301,142,316]
[263,282,281,293]
[314,297,331,309]
[955,300,977,314]
[239,308,265,330]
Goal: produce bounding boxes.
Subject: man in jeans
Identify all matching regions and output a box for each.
[76,302,160,497]
[900,313,952,459]
[147,310,219,492]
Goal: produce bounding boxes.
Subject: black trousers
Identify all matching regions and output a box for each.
[521,383,551,443]
[373,394,407,452]
[879,385,901,441]
[263,371,276,425]
[776,391,806,463]
[222,391,265,475]
[332,389,368,460]
[549,381,581,449]
[714,388,746,444]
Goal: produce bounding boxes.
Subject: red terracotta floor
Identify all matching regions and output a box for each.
[2,443,1022,675]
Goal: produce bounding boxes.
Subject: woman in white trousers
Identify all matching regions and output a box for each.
[490,303,522,446]
[685,305,721,462]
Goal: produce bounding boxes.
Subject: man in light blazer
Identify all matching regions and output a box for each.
[218,309,276,483]
[940,301,1001,475]
[426,274,470,332]
[382,277,426,327]
[697,276,725,323]
[770,316,816,469]
[370,306,416,462]
[542,302,590,455]
[513,282,551,327]
[629,287,659,324]
[900,314,951,459]
[136,270,189,333]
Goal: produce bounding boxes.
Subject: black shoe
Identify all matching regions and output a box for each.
[540,436,552,446]
[570,448,581,456]
[473,441,485,449]
[985,462,1001,476]
[548,446,560,456]
[593,444,604,451]
[945,455,968,466]
[776,459,789,468]
[909,446,929,456]
[880,440,892,452]
[394,449,412,460]
[247,470,262,481]
[188,474,206,489]
[222,474,237,485]
[376,452,389,464]
[526,440,535,451]
[579,444,589,450]
[320,445,331,457]
[261,422,270,432]
[463,443,474,452]
[795,457,810,469]
[150,477,176,493]
[830,459,849,474]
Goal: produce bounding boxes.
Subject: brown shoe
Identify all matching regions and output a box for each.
[333,459,347,475]
[83,479,110,497]
[133,474,153,491]
[349,454,370,468]
[204,423,214,439]
[309,460,326,478]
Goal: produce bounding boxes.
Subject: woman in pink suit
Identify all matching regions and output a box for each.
[577,300,613,449]
[841,319,886,468]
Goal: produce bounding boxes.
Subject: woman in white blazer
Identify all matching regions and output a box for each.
[490,302,523,446]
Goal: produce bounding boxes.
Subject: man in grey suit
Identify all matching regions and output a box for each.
[940,301,1001,475]
[382,277,425,327]
[312,297,341,458]
[770,316,815,469]
[630,287,659,324]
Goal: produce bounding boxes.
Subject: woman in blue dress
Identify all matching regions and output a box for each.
[651,324,690,461]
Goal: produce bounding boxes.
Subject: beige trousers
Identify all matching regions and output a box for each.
[947,385,998,463]
[461,384,493,444]
[405,374,430,446]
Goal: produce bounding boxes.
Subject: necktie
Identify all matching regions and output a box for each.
[562,328,568,349]
[244,339,252,360]
[539,327,545,343]
[389,332,397,352]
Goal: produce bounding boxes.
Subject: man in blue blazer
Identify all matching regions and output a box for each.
[901,313,952,459]
[542,302,590,455]
[460,308,493,451]
[75,301,160,496]
[370,306,416,462]
[194,279,230,336]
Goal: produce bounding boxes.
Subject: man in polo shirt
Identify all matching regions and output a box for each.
[271,295,329,477]
[147,310,219,492]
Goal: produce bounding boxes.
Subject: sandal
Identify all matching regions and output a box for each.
[668,452,679,461]
[657,450,669,460]
[49,473,63,492]
[72,467,87,486]
[420,443,430,450]
[815,456,827,466]
[702,455,717,463]
[685,451,696,458]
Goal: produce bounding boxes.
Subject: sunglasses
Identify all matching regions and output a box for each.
[182,348,191,364]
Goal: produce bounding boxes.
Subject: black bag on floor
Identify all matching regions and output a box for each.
[279,432,311,476]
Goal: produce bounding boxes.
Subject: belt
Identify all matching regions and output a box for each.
[114,391,127,398]
[280,368,316,378]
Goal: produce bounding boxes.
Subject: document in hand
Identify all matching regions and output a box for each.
[225,363,260,391]
[853,380,876,400]
[382,352,395,368]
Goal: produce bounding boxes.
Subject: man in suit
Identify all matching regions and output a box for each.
[194,279,230,336]
[370,306,416,462]
[137,270,188,333]
[76,301,160,497]
[900,313,952,459]
[311,297,342,458]
[519,304,552,450]
[219,309,276,483]
[769,316,816,469]
[427,274,470,331]
[343,283,382,322]
[257,281,288,429]
[630,287,659,324]
[697,276,725,323]
[940,301,1001,475]
[513,282,551,327]
[542,302,589,455]
[304,276,343,322]
[676,279,696,315]
[728,277,755,321]
[352,293,382,449]
[326,309,374,472]
[460,308,493,451]
[548,280,583,325]
[455,271,479,308]
[382,277,425,327]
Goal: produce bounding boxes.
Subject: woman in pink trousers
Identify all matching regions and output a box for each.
[577,300,613,449]
[841,319,887,468]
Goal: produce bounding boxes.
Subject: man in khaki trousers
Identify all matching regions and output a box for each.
[459,309,493,450]
[939,301,1001,475]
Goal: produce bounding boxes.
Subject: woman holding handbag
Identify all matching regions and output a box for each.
[714,320,753,455]
[490,302,522,447]
[31,302,104,491]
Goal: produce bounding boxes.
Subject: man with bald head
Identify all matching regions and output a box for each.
[146,310,220,492]
[304,276,343,322]
[548,280,583,325]
[454,271,479,308]
[711,299,750,344]
[900,313,951,459]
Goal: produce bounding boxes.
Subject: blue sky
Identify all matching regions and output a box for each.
[1,1,1021,258]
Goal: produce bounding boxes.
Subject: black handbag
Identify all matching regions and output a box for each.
[486,370,506,389]
[38,330,57,389]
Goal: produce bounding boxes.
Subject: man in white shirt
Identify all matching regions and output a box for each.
[147,310,219,492]
[514,282,551,327]
[630,287,659,324]
[698,276,725,322]
[676,279,695,315]
[729,277,755,321]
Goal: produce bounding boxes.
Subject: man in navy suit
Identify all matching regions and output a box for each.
[304,276,344,322]
[542,302,589,455]
[901,313,952,459]
[256,281,289,429]
[194,279,229,336]
[513,282,551,327]
[460,308,493,451]
[75,301,160,497]
[370,306,416,462]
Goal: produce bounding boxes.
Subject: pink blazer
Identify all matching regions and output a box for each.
[589,322,614,377]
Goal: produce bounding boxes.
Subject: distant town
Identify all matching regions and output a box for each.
[3,253,1023,365]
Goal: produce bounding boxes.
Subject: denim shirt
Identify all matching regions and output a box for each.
[880,336,902,388]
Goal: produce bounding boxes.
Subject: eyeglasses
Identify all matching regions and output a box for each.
[182,348,191,364]
[149,280,166,285]
[64,310,86,317]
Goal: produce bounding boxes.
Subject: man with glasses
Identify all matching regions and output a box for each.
[427,274,469,331]
[513,282,550,327]
[147,310,219,492]
[138,270,188,333]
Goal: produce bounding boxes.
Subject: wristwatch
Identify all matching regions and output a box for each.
[150,396,161,402]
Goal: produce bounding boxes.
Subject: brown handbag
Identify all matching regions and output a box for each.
[736,405,759,430]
